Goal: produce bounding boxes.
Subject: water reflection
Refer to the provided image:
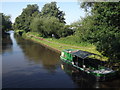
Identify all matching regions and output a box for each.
[15,35,60,73]
[2,33,13,54]
[2,31,120,88]
[61,62,97,88]
[3,32,77,88]
[60,62,120,88]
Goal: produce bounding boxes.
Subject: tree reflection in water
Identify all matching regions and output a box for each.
[61,63,97,88]
[2,32,120,88]
[60,62,120,88]
[2,33,13,54]
[15,35,60,73]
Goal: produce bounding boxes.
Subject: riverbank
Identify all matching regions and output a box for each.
[22,32,108,61]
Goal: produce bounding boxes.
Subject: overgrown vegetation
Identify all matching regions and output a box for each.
[79,2,120,61]
[13,4,39,32]
[13,2,74,38]
[0,13,12,37]
[30,16,73,38]
[13,2,120,63]
[68,2,120,62]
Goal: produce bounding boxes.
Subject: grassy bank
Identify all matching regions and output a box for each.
[23,32,108,61]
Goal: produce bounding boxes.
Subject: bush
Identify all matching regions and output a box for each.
[15,30,25,36]
[30,16,73,38]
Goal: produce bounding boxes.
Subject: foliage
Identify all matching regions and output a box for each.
[25,32,101,57]
[80,2,120,60]
[80,2,94,12]
[0,13,12,37]
[55,35,93,47]
[40,2,65,23]
[30,17,44,36]
[13,4,39,32]
[74,16,96,42]
[13,2,69,37]
[15,30,25,36]
[30,16,73,38]
[57,25,74,38]
[92,2,120,60]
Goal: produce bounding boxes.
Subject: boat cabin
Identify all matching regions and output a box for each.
[60,49,116,81]
[61,49,105,69]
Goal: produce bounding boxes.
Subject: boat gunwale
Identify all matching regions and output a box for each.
[60,55,116,77]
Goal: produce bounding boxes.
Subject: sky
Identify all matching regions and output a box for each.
[1,0,86,25]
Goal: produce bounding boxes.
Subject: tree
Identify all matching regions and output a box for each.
[30,17,45,36]
[0,13,12,37]
[57,25,74,38]
[40,2,65,23]
[13,4,39,32]
[73,16,95,42]
[30,16,66,38]
[92,2,120,60]
[80,2,120,60]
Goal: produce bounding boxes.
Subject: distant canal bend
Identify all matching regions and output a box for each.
[2,31,120,88]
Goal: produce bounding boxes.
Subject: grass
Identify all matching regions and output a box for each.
[24,32,108,61]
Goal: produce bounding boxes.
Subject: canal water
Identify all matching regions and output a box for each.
[2,31,120,88]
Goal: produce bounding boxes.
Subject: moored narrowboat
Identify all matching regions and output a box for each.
[60,49,117,81]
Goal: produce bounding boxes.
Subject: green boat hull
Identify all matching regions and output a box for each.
[60,56,116,81]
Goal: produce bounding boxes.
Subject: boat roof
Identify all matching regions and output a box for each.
[63,49,101,59]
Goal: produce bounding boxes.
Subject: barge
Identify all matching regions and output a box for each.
[60,49,116,81]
